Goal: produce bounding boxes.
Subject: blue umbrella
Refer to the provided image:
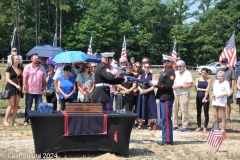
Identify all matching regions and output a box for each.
[85,54,102,63]
[53,51,89,63]
[26,45,64,57]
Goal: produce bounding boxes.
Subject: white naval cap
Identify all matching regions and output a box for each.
[162,54,174,62]
[100,52,115,58]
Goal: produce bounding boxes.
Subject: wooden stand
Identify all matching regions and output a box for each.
[65,103,102,114]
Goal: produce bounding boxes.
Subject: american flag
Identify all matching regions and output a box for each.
[53,33,57,47]
[121,35,127,59]
[219,33,236,67]
[87,36,92,54]
[171,39,177,62]
[11,27,19,53]
[206,123,223,149]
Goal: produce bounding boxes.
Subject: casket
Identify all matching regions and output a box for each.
[65,103,102,114]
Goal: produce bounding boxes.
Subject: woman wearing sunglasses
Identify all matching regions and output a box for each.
[58,65,76,110]
[76,63,95,103]
[136,62,157,130]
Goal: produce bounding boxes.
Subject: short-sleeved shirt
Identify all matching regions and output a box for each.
[216,67,236,87]
[58,76,75,99]
[53,66,74,80]
[46,73,55,90]
[7,54,23,65]
[119,72,135,90]
[173,70,193,95]
[23,63,46,94]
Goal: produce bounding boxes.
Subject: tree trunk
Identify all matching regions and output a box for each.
[35,0,38,45]
[60,0,62,47]
[55,0,58,46]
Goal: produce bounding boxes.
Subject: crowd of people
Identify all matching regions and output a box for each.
[2,48,237,145]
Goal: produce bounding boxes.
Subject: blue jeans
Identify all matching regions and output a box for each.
[109,93,115,111]
[24,94,42,123]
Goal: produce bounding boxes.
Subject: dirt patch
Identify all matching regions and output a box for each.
[0,105,240,159]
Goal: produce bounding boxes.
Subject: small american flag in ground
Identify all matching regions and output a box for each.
[171,39,177,62]
[219,33,236,67]
[206,123,223,149]
[87,36,92,54]
[121,35,127,59]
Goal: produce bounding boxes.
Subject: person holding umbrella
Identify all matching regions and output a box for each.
[90,52,126,111]
[154,54,175,145]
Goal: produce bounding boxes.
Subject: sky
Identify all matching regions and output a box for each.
[186,2,200,23]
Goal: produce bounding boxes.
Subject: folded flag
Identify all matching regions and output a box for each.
[125,76,149,83]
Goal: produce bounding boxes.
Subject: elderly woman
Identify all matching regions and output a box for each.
[195,68,212,132]
[212,71,231,133]
[76,63,95,103]
[58,65,76,110]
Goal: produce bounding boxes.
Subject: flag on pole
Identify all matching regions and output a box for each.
[219,33,236,67]
[87,36,92,54]
[206,123,223,149]
[11,27,19,53]
[53,33,57,47]
[171,39,177,62]
[121,35,127,60]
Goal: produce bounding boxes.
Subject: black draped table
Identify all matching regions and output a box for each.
[28,111,137,157]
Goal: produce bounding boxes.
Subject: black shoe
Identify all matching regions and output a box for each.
[157,141,173,145]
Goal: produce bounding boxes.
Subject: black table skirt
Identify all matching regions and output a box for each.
[29,111,137,157]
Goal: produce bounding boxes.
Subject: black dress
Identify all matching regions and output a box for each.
[5,66,23,98]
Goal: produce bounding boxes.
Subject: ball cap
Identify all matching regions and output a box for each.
[101,52,115,58]
[161,54,174,62]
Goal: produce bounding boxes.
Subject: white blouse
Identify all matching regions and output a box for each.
[212,80,231,107]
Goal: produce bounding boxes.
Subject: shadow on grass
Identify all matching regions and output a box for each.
[130,139,205,146]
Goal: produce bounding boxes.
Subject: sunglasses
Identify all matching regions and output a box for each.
[86,66,90,68]
[135,66,140,68]
[12,50,17,52]
[65,69,71,72]
[144,66,150,69]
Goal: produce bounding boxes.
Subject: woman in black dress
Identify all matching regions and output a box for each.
[3,55,23,126]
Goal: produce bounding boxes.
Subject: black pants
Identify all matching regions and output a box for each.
[116,94,134,111]
[196,97,209,128]
[46,93,57,110]
[59,98,74,110]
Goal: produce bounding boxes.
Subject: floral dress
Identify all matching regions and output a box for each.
[75,73,94,102]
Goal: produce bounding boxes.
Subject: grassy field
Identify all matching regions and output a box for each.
[0,63,240,160]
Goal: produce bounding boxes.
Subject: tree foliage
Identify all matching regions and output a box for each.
[0,0,239,65]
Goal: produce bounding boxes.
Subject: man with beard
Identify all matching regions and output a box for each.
[117,57,127,74]
[216,58,235,122]
[91,52,126,111]
[22,53,46,126]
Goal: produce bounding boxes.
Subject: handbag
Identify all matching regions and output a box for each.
[0,78,9,100]
[46,88,55,96]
